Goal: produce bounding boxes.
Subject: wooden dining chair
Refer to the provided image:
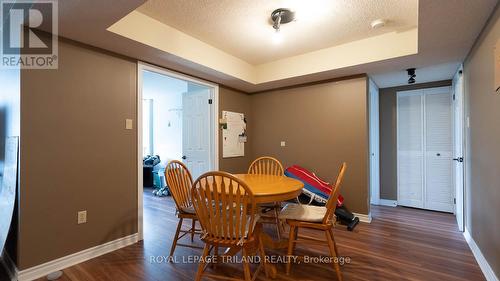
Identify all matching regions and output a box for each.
[248,156,285,239]
[191,171,268,281]
[279,162,347,280]
[165,160,202,257]
[248,156,284,176]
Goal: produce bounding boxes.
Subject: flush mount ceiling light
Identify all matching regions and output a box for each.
[271,8,295,44]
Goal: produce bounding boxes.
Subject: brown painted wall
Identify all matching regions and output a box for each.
[19,39,138,269]
[14,40,371,271]
[219,87,253,173]
[378,80,452,200]
[463,5,500,276]
[250,77,370,214]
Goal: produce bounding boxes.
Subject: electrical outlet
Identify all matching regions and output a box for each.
[77,210,87,224]
[280,141,286,147]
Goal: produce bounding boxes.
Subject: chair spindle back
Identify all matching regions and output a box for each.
[191,171,257,243]
[323,162,347,224]
[165,160,194,211]
[248,156,284,176]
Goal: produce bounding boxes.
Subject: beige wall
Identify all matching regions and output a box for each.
[464,5,500,276]
[250,77,370,214]
[19,38,138,269]
[218,87,253,173]
[378,80,452,200]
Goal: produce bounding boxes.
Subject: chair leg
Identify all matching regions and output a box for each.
[169,218,183,257]
[195,243,210,281]
[325,230,343,281]
[191,219,196,242]
[258,233,269,278]
[280,220,287,234]
[274,207,282,240]
[293,227,299,253]
[329,229,340,257]
[242,248,252,281]
[212,245,219,269]
[286,225,296,275]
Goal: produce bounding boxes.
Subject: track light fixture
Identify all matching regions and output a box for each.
[407,68,416,84]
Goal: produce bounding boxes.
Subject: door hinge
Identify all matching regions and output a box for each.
[454,198,456,204]
[208,99,213,104]
[453,94,456,100]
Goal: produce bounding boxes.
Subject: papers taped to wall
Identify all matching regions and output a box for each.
[222,111,246,158]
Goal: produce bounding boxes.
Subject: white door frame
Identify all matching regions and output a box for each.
[452,67,465,231]
[136,62,219,240]
[368,78,380,205]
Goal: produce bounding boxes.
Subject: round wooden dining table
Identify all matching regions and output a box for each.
[234,174,304,204]
[232,174,304,278]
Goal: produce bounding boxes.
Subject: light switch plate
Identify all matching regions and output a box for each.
[280,141,286,147]
[77,210,87,224]
[125,119,133,130]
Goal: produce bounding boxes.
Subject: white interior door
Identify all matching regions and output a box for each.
[142,99,153,156]
[182,89,212,180]
[424,88,454,213]
[453,70,465,230]
[397,90,424,208]
[397,87,454,213]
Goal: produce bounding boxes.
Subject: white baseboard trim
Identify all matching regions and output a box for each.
[1,250,17,281]
[16,233,139,281]
[378,199,398,207]
[352,212,372,223]
[464,228,499,281]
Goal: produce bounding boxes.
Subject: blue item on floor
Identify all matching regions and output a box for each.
[152,163,170,197]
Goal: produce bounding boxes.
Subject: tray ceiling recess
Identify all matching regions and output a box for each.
[108,0,419,85]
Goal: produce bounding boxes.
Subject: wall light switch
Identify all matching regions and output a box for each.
[125,119,133,130]
[280,141,286,147]
[77,210,87,224]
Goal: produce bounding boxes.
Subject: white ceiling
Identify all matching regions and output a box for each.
[137,0,418,65]
[46,0,498,92]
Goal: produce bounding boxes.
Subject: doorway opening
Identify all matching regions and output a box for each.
[137,62,219,240]
[394,70,465,231]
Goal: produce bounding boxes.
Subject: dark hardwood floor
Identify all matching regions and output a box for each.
[33,189,484,281]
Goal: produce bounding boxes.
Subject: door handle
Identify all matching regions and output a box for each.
[182,156,187,160]
[453,157,463,162]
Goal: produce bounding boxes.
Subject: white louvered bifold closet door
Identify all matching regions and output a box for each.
[424,88,454,212]
[397,87,454,213]
[397,90,424,209]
